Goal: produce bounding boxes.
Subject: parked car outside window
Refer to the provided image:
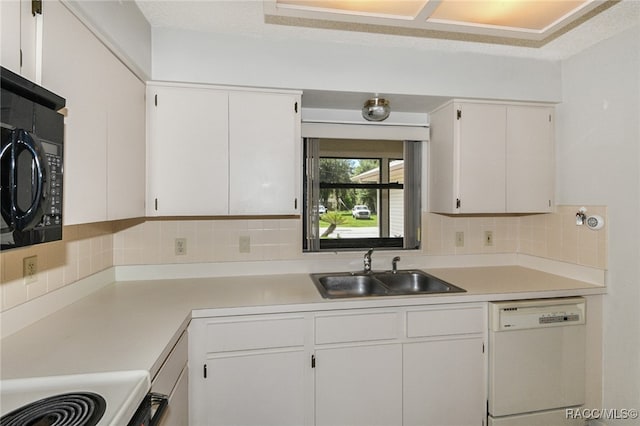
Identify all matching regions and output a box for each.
[318,205,327,214]
[352,205,371,219]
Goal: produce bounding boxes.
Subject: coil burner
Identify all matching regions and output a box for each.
[0,392,106,426]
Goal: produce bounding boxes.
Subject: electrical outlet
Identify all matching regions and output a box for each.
[239,235,250,253]
[455,231,464,247]
[484,231,494,247]
[175,238,187,256]
[23,255,38,284]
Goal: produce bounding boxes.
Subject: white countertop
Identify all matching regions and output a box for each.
[0,266,605,382]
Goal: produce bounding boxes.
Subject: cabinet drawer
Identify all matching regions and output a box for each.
[316,312,399,344]
[153,331,188,396]
[205,316,305,352]
[407,307,484,337]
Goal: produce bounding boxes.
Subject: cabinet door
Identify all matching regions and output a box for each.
[0,0,38,81]
[506,105,554,213]
[19,0,38,82]
[404,338,485,426]
[457,102,506,213]
[315,344,402,426]
[106,57,145,220]
[41,1,109,225]
[189,315,310,426]
[228,91,300,215]
[147,86,229,216]
[203,350,306,426]
[429,102,457,213]
[1,0,21,75]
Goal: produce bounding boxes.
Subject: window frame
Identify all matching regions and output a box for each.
[303,137,422,252]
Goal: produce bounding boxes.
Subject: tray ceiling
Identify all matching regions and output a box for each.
[264,0,616,46]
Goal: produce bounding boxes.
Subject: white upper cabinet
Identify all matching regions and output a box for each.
[1,0,40,82]
[229,91,301,215]
[42,1,145,224]
[147,83,301,217]
[106,58,145,221]
[42,0,108,225]
[429,100,554,214]
[506,105,555,213]
[146,85,229,216]
[1,0,22,74]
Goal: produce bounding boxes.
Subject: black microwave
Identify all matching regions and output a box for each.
[1,66,66,251]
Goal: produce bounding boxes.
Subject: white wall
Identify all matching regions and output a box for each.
[557,24,640,421]
[152,28,562,103]
[62,0,151,79]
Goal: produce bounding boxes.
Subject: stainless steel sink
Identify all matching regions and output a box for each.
[374,271,464,294]
[313,273,388,298]
[310,270,466,299]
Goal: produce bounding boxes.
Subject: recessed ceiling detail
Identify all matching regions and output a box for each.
[264,0,615,45]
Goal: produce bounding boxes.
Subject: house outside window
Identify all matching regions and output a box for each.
[303,137,421,252]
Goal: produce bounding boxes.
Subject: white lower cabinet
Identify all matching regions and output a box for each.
[403,338,485,426]
[189,314,310,426]
[204,350,306,426]
[403,306,486,426]
[314,310,403,426]
[189,304,486,426]
[315,344,402,426]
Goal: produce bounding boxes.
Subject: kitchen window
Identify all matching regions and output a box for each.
[303,137,421,251]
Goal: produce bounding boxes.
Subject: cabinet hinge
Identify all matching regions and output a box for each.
[294,101,298,113]
[456,198,461,209]
[456,109,462,120]
[32,0,42,16]
[203,364,207,378]
[154,94,158,106]
[311,355,316,368]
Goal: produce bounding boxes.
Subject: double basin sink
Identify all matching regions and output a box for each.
[311,270,466,299]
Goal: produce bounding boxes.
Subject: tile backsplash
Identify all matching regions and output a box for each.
[425,205,608,270]
[1,223,114,311]
[113,218,302,265]
[0,205,607,312]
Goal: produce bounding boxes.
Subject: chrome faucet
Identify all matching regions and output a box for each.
[392,256,401,274]
[364,248,374,273]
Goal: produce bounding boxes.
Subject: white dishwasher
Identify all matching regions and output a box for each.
[488,297,586,426]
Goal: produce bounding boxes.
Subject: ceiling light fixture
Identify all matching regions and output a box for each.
[362,97,390,122]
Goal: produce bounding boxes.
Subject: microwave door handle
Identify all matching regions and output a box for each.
[0,133,16,227]
[13,130,45,231]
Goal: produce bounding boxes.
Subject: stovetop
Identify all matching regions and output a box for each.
[0,370,150,426]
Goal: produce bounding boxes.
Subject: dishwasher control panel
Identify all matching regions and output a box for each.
[490,297,585,331]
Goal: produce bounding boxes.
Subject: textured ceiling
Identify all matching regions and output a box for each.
[136,0,639,60]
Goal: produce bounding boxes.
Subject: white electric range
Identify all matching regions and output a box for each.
[0,370,150,426]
